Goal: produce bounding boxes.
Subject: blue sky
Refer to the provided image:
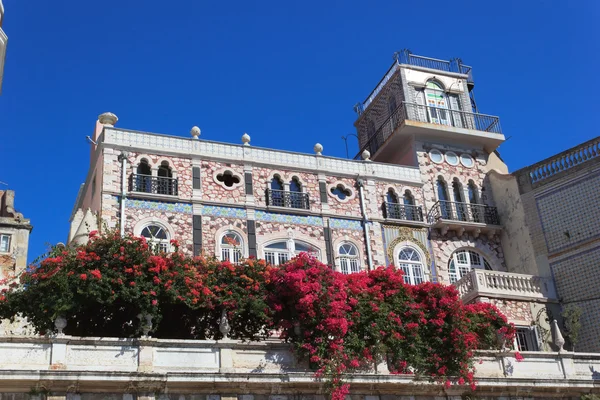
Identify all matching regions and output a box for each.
[1,0,598,261]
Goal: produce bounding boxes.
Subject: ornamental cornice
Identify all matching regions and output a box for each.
[101,128,422,185]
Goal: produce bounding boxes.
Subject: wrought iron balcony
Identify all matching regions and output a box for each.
[355,102,501,160]
[428,200,499,225]
[359,51,473,113]
[383,202,424,222]
[130,174,178,196]
[266,189,310,210]
[454,269,557,304]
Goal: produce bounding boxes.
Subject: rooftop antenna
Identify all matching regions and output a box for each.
[86,136,97,145]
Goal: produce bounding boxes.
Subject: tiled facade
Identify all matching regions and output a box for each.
[68,54,560,351]
[514,137,600,352]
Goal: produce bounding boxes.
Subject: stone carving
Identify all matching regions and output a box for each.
[313,143,323,155]
[54,316,67,336]
[219,309,231,339]
[242,133,251,146]
[138,313,153,337]
[552,319,565,352]
[190,126,201,139]
[98,112,118,126]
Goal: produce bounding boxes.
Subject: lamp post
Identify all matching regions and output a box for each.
[341,134,359,159]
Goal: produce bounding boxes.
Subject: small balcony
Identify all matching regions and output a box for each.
[266,189,310,210]
[355,101,504,160]
[130,174,179,196]
[428,200,500,237]
[383,202,424,223]
[454,269,557,304]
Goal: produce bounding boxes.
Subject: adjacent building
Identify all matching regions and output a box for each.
[0,190,32,280]
[510,137,600,352]
[69,50,560,353]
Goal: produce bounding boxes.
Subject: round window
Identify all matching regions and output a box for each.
[460,154,474,168]
[445,151,459,166]
[429,149,444,164]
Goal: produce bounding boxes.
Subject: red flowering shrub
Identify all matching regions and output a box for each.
[0,232,516,399]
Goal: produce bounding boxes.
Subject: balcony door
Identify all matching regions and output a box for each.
[425,81,450,126]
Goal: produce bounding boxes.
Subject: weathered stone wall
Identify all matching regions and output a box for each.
[201,161,246,205]
[483,298,533,325]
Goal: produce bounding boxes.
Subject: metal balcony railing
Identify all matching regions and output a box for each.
[359,51,473,112]
[130,174,178,196]
[355,102,501,159]
[428,200,499,225]
[383,202,424,222]
[266,189,310,210]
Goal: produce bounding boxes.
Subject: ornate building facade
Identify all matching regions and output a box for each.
[0,190,32,280]
[69,51,559,354]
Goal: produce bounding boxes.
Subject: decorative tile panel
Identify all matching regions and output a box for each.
[329,218,363,231]
[124,198,192,214]
[255,211,323,226]
[201,205,247,218]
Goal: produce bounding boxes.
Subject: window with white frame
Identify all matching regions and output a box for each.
[264,240,320,266]
[140,224,170,253]
[397,246,426,285]
[338,242,360,274]
[448,249,491,283]
[220,231,243,263]
[515,326,539,351]
[0,234,11,253]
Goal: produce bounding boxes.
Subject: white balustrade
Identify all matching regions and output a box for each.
[455,269,557,303]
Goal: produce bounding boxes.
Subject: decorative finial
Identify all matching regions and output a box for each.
[314,143,323,156]
[190,126,201,140]
[552,319,565,352]
[219,309,231,339]
[54,316,67,336]
[361,150,371,161]
[242,132,251,146]
[98,112,118,126]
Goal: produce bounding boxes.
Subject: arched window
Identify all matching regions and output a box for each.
[448,249,492,283]
[452,179,466,221]
[220,231,243,263]
[141,224,170,253]
[403,190,417,221]
[386,189,399,204]
[136,159,152,193]
[468,180,482,223]
[397,246,426,285]
[467,180,479,204]
[437,178,451,219]
[269,175,285,207]
[338,242,360,274]
[425,81,449,126]
[289,177,304,209]
[157,161,174,195]
[263,240,320,266]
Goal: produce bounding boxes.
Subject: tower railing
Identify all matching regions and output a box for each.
[355,102,501,159]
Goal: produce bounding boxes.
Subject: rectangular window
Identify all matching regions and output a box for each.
[515,327,538,351]
[0,235,11,252]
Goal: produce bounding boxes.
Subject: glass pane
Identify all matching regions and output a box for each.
[266,241,287,250]
[222,232,242,246]
[290,179,302,192]
[0,235,9,252]
[350,259,360,273]
[340,258,349,275]
[222,248,230,261]
[295,242,317,252]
